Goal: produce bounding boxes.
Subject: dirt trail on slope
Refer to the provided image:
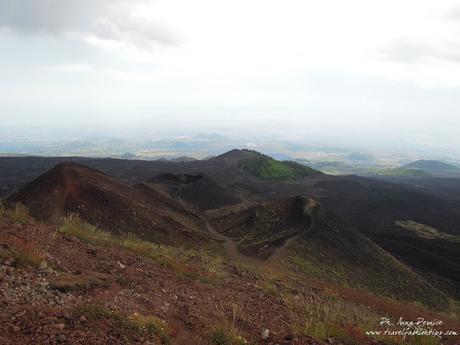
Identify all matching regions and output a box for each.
[205,199,318,271]
[205,223,267,269]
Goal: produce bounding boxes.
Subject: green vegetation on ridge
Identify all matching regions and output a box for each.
[238,151,322,181]
[396,220,460,243]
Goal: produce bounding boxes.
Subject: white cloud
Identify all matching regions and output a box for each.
[0,0,178,50]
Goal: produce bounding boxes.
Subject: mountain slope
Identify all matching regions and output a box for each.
[286,205,450,308]
[6,162,211,246]
[373,167,431,177]
[403,160,460,177]
[214,149,323,181]
[211,196,449,309]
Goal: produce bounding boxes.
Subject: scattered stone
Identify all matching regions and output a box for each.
[39,261,48,270]
[117,261,126,269]
[39,281,49,289]
[44,267,55,274]
[261,329,270,340]
[160,302,170,313]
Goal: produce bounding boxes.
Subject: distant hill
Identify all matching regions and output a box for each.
[211,148,257,165]
[374,167,431,177]
[170,156,197,162]
[215,149,323,181]
[118,152,138,159]
[403,160,460,177]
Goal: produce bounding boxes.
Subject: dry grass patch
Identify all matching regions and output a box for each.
[283,292,380,344]
[59,214,223,284]
[396,220,460,243]
[72,304,170,344]
[2,235,45,268]
[50,272,111,292]
[0,202,33,225]
[282,292,445,345]
[210,301,250,345]
[59,214,115,246]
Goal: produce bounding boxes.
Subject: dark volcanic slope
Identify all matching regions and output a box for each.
[211,196,312,258]
[150,173,241,211]
[211,196,449,308]
[6,162,211,246]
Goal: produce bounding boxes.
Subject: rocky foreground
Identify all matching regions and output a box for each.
[0,207,458,345]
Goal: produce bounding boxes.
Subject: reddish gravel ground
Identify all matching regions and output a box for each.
[0,215,458,345]
[0,217,324,345]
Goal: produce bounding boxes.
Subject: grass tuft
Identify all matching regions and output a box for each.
[4,236,45,268]
[59,214,115,246]
[0,202,33,224]
[210,301,250,345]
[282,292,444,345]
[72,304,170,344]
[282,292,379,344]
[210,328,248,345]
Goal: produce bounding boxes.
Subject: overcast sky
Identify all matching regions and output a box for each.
[1,0,460,154]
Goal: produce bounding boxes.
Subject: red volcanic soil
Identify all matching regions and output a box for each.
[0,214,317,345]
[7,163,211,247]
[1,211,459,345]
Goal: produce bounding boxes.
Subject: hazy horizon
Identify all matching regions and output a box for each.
[1,0,460,157]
